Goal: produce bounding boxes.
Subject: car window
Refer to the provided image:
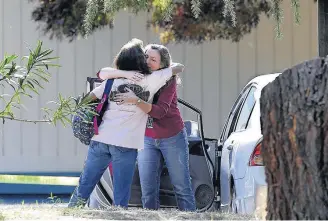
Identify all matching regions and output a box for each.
[247,88,262,131]
[220,86,251,142]
[247,101,260,131]
[226,100,244,137]
[234,87,256,131]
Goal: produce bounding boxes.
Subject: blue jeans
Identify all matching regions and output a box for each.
[137,128,196,211]
[68,140,137,208]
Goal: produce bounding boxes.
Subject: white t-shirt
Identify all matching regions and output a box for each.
[91,68,173,149]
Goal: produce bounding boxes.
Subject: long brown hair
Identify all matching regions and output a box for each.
[113,38,151,75]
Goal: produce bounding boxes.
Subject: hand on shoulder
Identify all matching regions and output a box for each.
[171,62,185,75]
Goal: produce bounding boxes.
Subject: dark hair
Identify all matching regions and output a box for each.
[114,38,151,75]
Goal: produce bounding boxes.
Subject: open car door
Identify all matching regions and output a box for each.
[86,78,221,212]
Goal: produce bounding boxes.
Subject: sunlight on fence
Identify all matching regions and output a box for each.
[0,175,79,186]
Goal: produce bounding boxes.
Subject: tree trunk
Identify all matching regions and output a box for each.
[318,0,328,57]
[260,57,328,220]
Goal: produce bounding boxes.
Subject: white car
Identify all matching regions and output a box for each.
[220,73,280,217]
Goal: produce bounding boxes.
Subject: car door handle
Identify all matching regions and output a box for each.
[227,140,235,150]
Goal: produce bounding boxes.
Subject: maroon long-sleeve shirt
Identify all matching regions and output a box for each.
[145,78,184,139]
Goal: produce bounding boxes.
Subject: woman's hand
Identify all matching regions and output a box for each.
[113,87,139,105]
[124,72,145,82]
[170,63,185,75]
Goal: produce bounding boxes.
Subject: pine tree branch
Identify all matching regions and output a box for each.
[223,0,236,26]
[272,0,283,39]
[191,0,201,19]
[291,0,301,24]
[84,0,100,36]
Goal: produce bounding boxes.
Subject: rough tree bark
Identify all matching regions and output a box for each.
[260,57,328,220]
[318,0,328,57]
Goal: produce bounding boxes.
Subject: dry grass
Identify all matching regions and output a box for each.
[0,212,5,221]
[0,204,255,220]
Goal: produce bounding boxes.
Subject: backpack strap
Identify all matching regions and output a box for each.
[103,79,114,96]
[93,79,114,135]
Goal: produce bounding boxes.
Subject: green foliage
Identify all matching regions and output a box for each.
[30,0,113,41]
[0,41,95,126]
[30,0,313,44]
[291,0,301,24]
[29,0,210,42]
[151,0,272,44]
[48,192,62,204]
[84,0,151,36]
[151,0,175,22]
[271,0,284,38]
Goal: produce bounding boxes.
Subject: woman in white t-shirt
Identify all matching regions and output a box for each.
[68,38,184,208]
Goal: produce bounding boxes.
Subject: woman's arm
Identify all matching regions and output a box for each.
[97,67,144,81]
[134,99,153,114]
[150,63,184,77]
[113,88,152,113]
[113,78,176,119]
[146,81,176,119]
[98,63,184,81]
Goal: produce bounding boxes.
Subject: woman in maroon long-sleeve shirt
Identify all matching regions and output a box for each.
[115,44,196,211]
